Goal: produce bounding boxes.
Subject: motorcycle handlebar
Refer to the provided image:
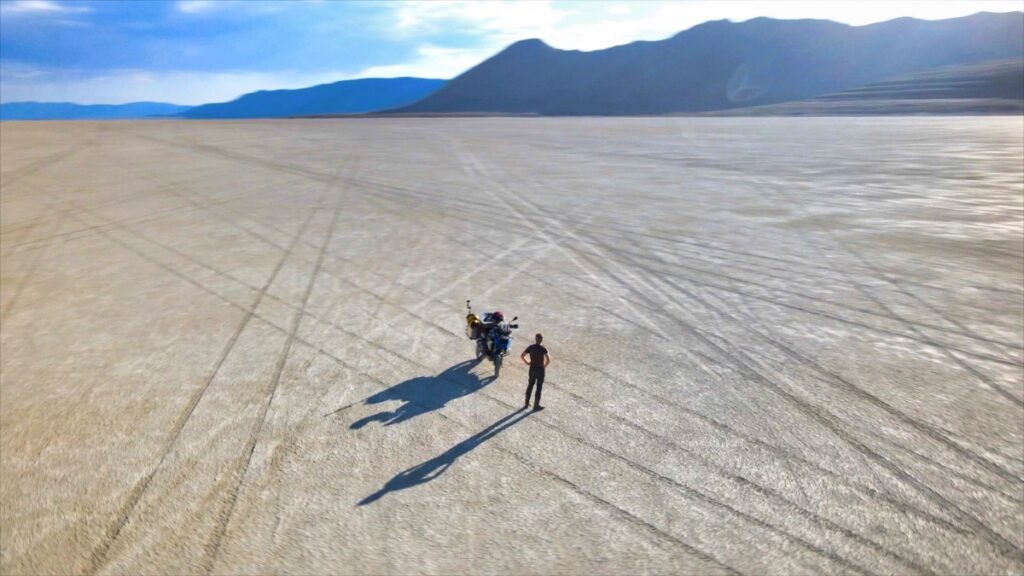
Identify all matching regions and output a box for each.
[510,323,519,329]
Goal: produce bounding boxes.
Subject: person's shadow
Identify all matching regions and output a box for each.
[349,359,495,429]
[359,408,531,505]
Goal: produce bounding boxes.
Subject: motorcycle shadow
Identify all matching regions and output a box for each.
[350,358,494,430]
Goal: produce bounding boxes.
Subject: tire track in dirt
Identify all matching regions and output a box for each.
[578,228,1023,558]
[594,227,1022,357]
[358,142,1015,520]
[50,173,740,575]
[589,241,1022,368]
[751,173,1023,407]
[493,156,1023,490]
[129,125,665,338]
[453,143,1022,564]
[511,129,1024,302]
[0,140,88,192]
[445,137,668,339]
[72,125,1015,569]
[83,170,332,575]
[394,141,931,573]
[108,168,898,573]
[1,184,279,257]
[329,324,890,575]
[57,166,976,570]
[201,160,355,574]
[1,210,66,319]
[103,125,653,330]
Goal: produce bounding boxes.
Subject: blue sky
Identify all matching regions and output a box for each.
[1,0,1021,105]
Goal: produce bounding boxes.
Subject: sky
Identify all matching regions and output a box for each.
[1,0,1021,105]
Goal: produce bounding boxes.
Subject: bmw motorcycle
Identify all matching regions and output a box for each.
[465,300,518,377]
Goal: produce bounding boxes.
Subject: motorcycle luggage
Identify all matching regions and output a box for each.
[466,313,481,340]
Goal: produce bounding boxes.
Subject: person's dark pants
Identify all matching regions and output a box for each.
[526,366,545,406]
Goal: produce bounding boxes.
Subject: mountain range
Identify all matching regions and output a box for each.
[708,58,1024,115]
[395,11,1024,115]
[178,77,444,119]
[0,101,191,121]
[2,11,1022,120]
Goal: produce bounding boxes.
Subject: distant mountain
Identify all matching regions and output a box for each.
[0,101,190,121]
[709,58,1024,115]
[393,11,1024,115]
[180,77,445,119]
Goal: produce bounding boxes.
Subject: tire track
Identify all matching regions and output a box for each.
[0,140,88,191]
[103,125,649,326]
[493,156,1023,490]
[445,137,668,339]
[454,144,1022,561]
[45,189,739,574]
[589,240,1022,368]
[755,175,1023,407]
[58,162,973,571]
[2,184,279,257]
[1,210,66,319]
[579,228,1024,557]
[594,226,1022,356]
[83,175,331,575]
[299,177,920,574]
[201,162,353,574]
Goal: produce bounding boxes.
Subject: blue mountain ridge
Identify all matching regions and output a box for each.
[179,77,445,119]
[0,101,191,121]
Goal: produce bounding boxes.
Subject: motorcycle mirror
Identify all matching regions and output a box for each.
[512,316,518,321]
[466,299,471,309]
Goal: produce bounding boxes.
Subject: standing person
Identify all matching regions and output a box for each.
[520,333,550,410]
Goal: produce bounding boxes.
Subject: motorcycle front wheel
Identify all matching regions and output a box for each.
[493,351,502,377]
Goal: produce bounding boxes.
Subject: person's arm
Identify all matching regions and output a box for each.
[521,349,530,365]
[543,351,551,368]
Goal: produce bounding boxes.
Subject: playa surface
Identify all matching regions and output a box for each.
[2,117,1022,575]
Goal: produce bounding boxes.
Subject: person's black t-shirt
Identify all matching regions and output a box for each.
[525,344,547,368]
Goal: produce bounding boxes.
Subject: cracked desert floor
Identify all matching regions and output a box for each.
[1,117,1022,575]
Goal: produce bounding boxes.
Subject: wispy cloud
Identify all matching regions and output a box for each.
[0,65,401,105]
[391,0,1024,51]
[1,0,92,15]
[174,0,310,16]
[355,44,491,79]
[175,0,216,14]
[2,0,1021,105]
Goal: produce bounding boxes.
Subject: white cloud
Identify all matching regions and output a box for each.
[175,0,216,14]
[390,0,1023,52]
[355,44,494,79]
[3,0,1020,105]
[0,67,369,105]
[1,0,91,15]
[174,0,312,16]
[393,1,567,42]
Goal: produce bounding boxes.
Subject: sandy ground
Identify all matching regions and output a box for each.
[1,117,1022,575]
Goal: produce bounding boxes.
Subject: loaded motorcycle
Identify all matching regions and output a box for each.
[465,300,518,377]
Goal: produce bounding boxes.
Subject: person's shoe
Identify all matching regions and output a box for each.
[532,405,545,411]
[524,399,531,409]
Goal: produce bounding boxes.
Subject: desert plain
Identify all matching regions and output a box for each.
[1,117,1022,575]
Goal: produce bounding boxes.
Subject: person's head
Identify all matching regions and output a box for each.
[535,333,543,344]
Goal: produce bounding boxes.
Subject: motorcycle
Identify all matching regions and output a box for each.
[466,300,518,377]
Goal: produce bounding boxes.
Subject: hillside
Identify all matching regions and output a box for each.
[393,12,1024,115]
[180,77,445,119]
[0,101,190,121]
[710,58,1024,115]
